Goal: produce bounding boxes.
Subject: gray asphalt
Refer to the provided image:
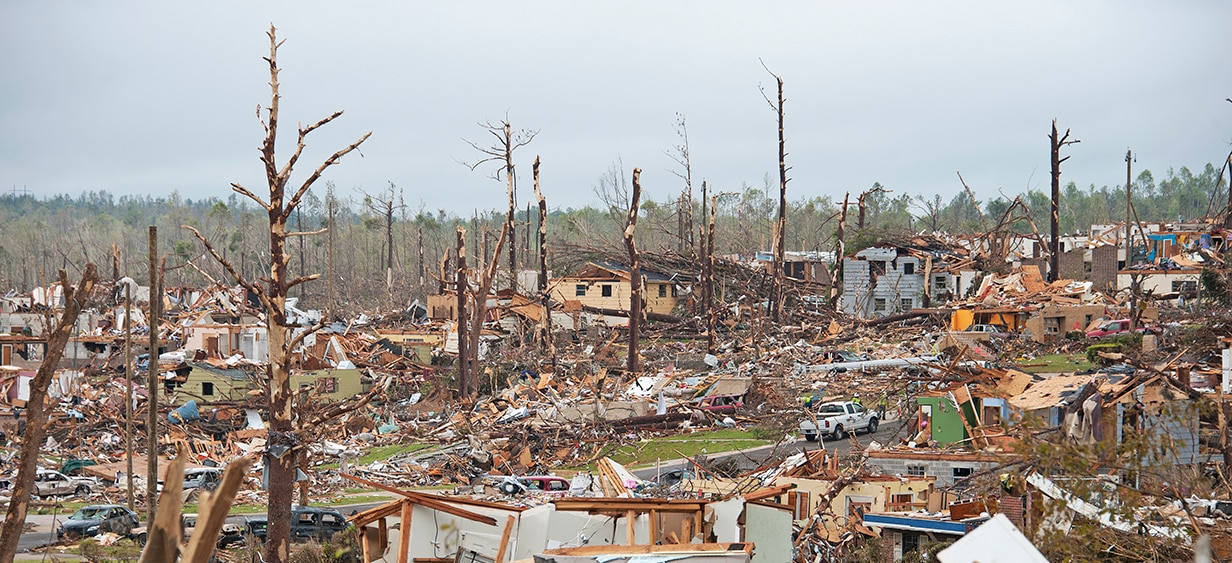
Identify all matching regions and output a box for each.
[632,419,908,481]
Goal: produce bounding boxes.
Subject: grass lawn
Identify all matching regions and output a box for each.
[573,428,774,470]
[1016,353,1093,374]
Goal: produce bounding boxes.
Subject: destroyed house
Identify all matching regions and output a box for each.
[841,246,922,318]
[549,261,683,316]
[916,385,1008,447]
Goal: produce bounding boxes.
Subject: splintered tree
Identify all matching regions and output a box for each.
[625,168,644,374]
[361,181,406,304]
[1048,119,1079,282]
[0,265,98,561]
[760,61,789,322]
[466,120,537,290]
[666,113,695,258]
[185,25,370,563]
[532,156,553,356]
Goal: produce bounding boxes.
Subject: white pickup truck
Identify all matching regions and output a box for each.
[800,401,878,441]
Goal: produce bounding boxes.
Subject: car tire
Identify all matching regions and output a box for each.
[867,418,879,434]
[134,532,148,546]
[834,425,846,440]
[804,434,818,442]
[75,485,90,497]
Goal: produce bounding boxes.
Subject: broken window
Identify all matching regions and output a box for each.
[870,261,886,276]
[601,285,612,297]
[575,284,586,297]
[906,465,926,477]
[903,262,915,275]
[874,298,887,312]
[671,285,678,297]
[952,467,973,478]
[658,284,667,298]
[202,382,214,396]
[900,298,912,311]
[933,276,947,291]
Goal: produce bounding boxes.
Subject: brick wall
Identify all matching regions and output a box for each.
[1091,245,1118,290]
[1059,248,1086,281]
[1000,495,1025,528]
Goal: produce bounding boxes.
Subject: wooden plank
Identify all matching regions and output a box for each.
[342,473,498,525]
[494,515,515,563]
[626,510,636,545]
[681,515,692,543]
[398,500,412,563]
[360,525,371,563]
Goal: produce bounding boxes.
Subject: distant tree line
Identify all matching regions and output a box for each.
[2,161,1223,314]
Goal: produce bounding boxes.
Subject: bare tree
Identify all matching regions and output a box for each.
[455,227,469,395]
[532,156,554,357]
[361,182,406,306]
[0,264,98,561]
[185,25,370,563]
[465,120,538,287]
[665,113,695,258]
[760,61,790,322]
[625,168,644,374]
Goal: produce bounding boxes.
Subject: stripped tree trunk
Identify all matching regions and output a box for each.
[1049,120,1078,283]
[0,265,98,562]
[705,193,717,354]
[625,168,644,374]
[761,63,789,323]
[456,227,469,396]
[833,192,849,309]
[184,25,370,563]
[533,156,553,357]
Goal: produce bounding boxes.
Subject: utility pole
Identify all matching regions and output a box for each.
[124,284,134,510]
[146,226,159,520]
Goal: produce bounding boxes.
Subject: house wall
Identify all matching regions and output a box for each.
[917,396,968,446]
[1023,304,1109,342]
[864,453,1007,489]
[841,248,924,319]
[294,368,363,402]
[176,370,249,405]
[1090,245,1119,290]
[549,278,680,315]
[773,476,937,522]
[1115,270,1200,295]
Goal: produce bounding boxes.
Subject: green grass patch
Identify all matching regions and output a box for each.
[1016,353,1093,374]
[571,428,772,470]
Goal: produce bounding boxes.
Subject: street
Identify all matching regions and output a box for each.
[633,417,908,482]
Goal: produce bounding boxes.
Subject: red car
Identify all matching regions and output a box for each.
[1086,319,1158,340]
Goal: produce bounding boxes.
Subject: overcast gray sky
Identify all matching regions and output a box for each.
[3,2,1230,214]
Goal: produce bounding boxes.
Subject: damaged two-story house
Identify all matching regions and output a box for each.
[841,243,977,319]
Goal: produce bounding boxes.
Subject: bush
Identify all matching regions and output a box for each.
[1086,343,1121,364]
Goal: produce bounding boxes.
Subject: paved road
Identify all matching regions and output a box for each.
[632,418,908,482]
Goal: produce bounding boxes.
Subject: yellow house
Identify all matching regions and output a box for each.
[773,475,939,526]
[548,261,683,316]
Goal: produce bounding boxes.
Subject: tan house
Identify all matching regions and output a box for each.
[549,262,684,316]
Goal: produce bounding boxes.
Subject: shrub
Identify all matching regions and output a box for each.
[1086,343,1121,364]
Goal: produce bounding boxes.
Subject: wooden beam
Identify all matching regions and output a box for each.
[360,525,371,563]
[398,500,413,563]
[494,515,515,563]
[626,510,636,545]
[541,543,753,556]
[342,473,498,525]
[551,498,708,513]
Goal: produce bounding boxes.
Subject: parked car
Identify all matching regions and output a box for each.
[245,506,349,544]
[799,401,879,441]
[32,469,100,498]
[1086,319,1160,340]
[183,513,245,549]
[965,324,1011,337]
[821,350,867,363]
[59,504,142,542]
[493,475,572,495]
